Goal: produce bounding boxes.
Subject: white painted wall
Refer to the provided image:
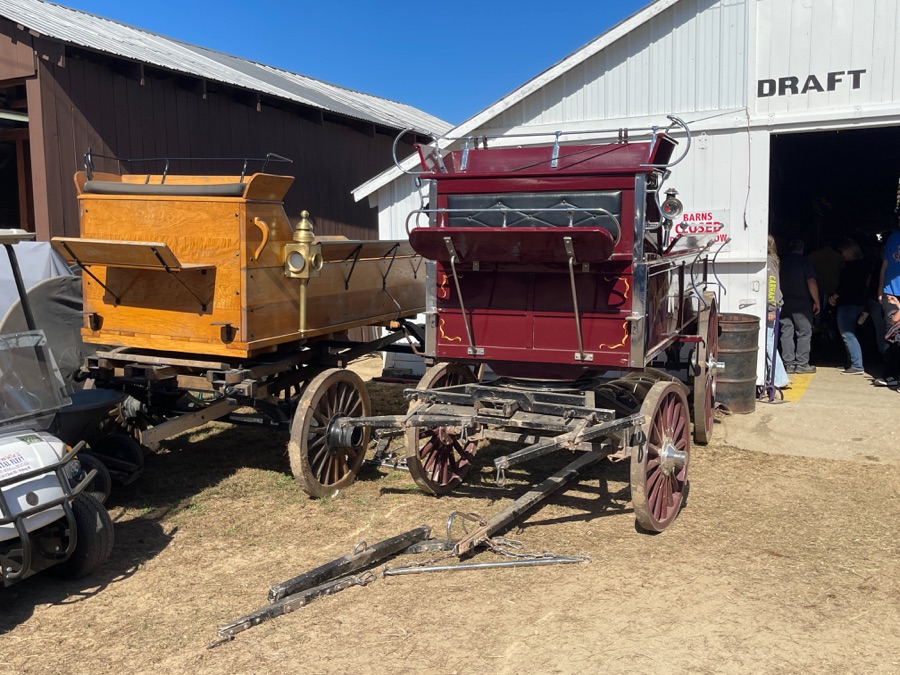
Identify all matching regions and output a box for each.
[373,0,900,381]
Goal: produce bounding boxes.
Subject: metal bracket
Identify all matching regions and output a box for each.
[84,312,103,331]
[550,131,562,168]
[341,244,363,290]
[563,236,587,363]
[212,322,238,344]
[58,240,121,305]
[152,246,209,312]
[443,237,478,358]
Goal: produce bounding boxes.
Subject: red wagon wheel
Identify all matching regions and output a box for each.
[631,381,690,532]
[692,293,719,445]
[405,363,477,496]
[288,368,371,498]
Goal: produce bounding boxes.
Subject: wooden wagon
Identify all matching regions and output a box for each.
[52,159,425,497]
[333,117,724,536]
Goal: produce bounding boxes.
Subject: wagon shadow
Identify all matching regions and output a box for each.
[103,421,292,512]
[374,443,634,529]
[0,511,174,634]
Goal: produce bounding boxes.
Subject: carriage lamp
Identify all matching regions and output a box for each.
[661,189,683,220]
[284,210,323,279]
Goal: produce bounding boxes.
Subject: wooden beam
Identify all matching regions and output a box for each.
[16,137,28,229]
[24,76,49,240]
[323,112,375,138]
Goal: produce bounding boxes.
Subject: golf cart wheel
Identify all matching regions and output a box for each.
[288,368,371,498]
[48,492,114,579]
[90,434,145,486]
[405,363,478,496]
[77,453,112,505]
[631,381,691,533]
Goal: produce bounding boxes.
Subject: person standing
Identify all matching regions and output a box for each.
[765,235,791,388]
[875,228,900,387]
[779,239,820,374]
[827,238,868,374]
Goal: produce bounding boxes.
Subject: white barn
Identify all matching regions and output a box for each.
[354,0,900,379]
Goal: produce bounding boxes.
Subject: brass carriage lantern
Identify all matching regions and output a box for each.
[284,210,324,279]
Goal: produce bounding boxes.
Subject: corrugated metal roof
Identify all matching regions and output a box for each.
[0,0,451,137]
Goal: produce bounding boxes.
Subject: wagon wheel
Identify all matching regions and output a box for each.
[405,363,477,496]
[288,368,371,498]
[692,293,719,445]
[631,381,690,532]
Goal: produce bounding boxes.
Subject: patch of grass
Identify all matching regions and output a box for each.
[315,496,337,513]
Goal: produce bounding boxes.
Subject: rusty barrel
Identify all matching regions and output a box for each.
[716,313,760,414]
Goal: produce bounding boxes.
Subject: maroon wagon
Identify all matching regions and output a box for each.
[331,117,723,533]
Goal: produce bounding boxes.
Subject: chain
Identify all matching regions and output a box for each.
[484,536,591,563]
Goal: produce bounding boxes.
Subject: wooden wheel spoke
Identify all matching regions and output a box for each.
[345,397,363,417]
[633,381,691,532]
[645,465,663,495]
[289,369,370,497]
[404,364,478,495]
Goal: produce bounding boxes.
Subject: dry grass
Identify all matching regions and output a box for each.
[2,375,899,674]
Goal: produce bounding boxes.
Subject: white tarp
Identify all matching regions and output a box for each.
[0,242,71,319]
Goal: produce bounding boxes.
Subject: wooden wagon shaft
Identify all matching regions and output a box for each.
[267,525,431,602]
[453,451,605,557]
[211,573,376,648]
[208,526,432,648]
[139,398,241,448]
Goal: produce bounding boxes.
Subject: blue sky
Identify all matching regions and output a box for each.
[58,0,650,125]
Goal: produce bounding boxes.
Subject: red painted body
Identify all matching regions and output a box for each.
[411,134,698,379]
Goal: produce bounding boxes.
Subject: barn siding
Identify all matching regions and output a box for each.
[754,0,900,116]
[488,0,748,131]
[0,20,34,81]
[9,29,416,241]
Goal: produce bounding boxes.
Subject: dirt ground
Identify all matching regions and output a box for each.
[2,355,899,674]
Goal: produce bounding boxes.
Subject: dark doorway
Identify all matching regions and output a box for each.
[769,125,900,367]
[768,125,900,247]
[0,83,31,230]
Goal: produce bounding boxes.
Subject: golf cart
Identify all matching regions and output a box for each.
[1,229,114,586]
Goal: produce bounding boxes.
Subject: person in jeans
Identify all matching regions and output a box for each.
[875,227,900,387]
[779,239,820,374]
[765,235,791,388]
[827,238,868,374]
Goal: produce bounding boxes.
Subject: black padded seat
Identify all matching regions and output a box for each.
[83,181,246,197]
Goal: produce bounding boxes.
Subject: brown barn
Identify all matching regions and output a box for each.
[0,0,450,241]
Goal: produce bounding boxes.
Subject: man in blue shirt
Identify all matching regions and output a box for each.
[779,239,820,374]
[875,228,900,387]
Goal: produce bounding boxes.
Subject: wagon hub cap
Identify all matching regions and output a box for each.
[658,440,687,476]
[325,414,363,451]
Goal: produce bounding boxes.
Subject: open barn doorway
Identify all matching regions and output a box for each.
[768,125,900,366]
[0,82,31,230]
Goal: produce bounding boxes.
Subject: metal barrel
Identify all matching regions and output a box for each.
[716,313,760,414]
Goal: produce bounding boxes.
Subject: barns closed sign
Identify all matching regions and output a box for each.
[668,210,730,252]
[757,69,866,97]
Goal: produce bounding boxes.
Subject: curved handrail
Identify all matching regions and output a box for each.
[392,127,436,176]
